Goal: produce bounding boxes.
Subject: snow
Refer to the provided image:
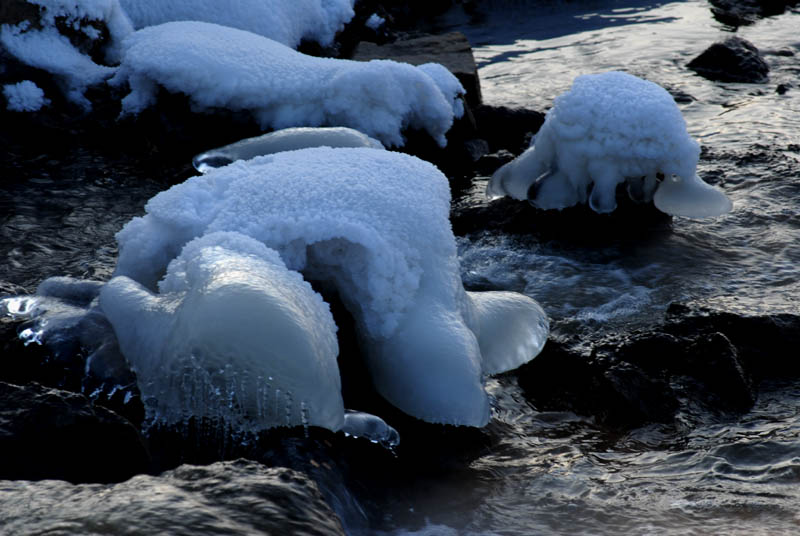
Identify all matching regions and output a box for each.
[365,13,385,31]
[487,71,732,218]
[110,148,548,427]
[3,80,49,112]
[118,0,355,48]
[111,21,464,147]
[100,231,345,432]
[193,127,384,173]
[0,0,131,108]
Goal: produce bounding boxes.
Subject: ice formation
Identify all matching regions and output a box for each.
[111,21,464,147]
[3,80,49,112]
[100,232,345,432]
[192,127,384,174]
[117,0,355,48]
[110,148,549,427]
[0,0,132,108]
[488,71,733,218]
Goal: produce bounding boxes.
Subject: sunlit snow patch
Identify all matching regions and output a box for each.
[193,127,384,173]
[110,148,548,427]
[487,71,732,218]
[112,21,465,148]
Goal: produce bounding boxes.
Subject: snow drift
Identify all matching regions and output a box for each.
[487,71,732,218]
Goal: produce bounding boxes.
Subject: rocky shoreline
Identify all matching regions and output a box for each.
[2,0,799,532]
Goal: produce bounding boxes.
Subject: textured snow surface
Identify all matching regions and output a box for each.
[0,0,131,108]
[111,21,464,147]
[112,148,548,426]
[101,231,344,432]
[118,0,354,48]
[488,71,731,217]
[3,80,48,111]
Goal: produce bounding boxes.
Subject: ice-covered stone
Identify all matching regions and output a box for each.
[487,71,732,218]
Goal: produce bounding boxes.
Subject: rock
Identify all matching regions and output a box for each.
[0,459,346,536]
[707,0,800,26]
[0,381,150,483]
[687,37,770,83]
[351,32,483,107]
[665,301,800,380]
[472,105,545,154]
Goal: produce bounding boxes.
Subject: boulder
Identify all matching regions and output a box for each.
[352,31,483,107]
[0,459,346,536]
[688,37,770,83]
[0,381,149,483]
[708,0,800,26]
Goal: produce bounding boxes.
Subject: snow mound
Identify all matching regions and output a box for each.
[100,231,344,432]
[488,71,732,218]
[111,21,464,147]
[0,0,132,109]
[193,127,384,174]
[118,0,355,48]
[112,148,548,427]
[3,80,49,111]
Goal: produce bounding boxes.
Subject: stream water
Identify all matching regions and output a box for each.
[1,1,799,535]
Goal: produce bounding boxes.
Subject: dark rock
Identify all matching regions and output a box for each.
[708,0,800,26]
[0,0,40,27]
[776,83,792,94]
[351,32,483,107]
[472,105,545,154]
[665,301,800,380]
[0,459,346,536]
[0,381,149,483]
[687,37,770,83]
[684,332,755,411]
[516,338,677,429]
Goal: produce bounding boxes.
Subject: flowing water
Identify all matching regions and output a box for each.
[1,1,800,535]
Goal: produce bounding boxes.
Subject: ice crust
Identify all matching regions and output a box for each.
[111,21,464,147]
[488,71,732,218]
[192,127,385,173]
[118,0,355,48]
[100,232,345,432]
[110,148,549,427]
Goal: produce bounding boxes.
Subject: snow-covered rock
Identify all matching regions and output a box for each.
[0,0,132,109]
[109,148,548,427]
[118,0,354,48]
[111,21,464,147]
[488,71,732,218]
[3,80,48,111]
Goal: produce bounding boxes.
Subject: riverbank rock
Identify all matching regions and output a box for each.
[688,37,770,83]
[0,381,149,483]
[352,31,482,107]
[0,459,346,536]
[708,0,800,26]
[514,298,800,430]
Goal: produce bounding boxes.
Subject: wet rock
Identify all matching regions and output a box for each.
[687,37,770,83]
[516,338,678,429]
[665,301,800,380]
[0,459,346,536]
[351,32,483,107]
[472,105,545,154]
[0,381,149,483]
[708,0,800,26]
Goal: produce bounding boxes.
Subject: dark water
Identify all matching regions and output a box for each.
[2,1,800,535]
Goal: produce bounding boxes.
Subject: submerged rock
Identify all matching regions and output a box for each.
[687,37,770,83]
[0,459,346,535]
[0,381,149,483]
